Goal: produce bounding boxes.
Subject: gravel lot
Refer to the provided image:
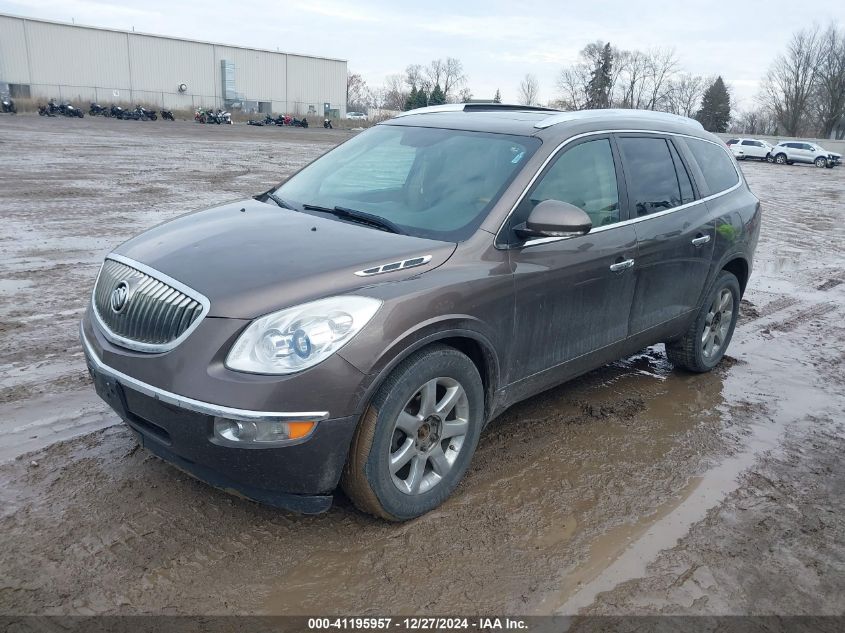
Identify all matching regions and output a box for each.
[0,116,843,619]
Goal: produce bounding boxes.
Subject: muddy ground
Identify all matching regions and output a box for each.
[0,116,843,619]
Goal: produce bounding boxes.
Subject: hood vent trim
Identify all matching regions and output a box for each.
[355,255,433,277]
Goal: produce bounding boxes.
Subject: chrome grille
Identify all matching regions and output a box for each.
[93,257,208,352]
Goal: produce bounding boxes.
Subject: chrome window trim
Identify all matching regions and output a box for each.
[91,253,211,354]
[80,322,330,424]
[498,129,742,249]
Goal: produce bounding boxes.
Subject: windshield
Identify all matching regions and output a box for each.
[274,125,540,241]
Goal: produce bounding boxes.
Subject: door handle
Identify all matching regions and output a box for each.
[691,235,711,246]
[609,258,635,272]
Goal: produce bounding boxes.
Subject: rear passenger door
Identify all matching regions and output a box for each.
[615,134,715,335]
[740,140,762,159]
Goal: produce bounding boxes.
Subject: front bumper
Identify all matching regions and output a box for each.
[81,323,359,513]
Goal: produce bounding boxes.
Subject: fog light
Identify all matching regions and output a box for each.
[212,417,316,447]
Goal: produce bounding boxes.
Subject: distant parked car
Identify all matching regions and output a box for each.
[726,138,773,162]
[770,141,841,168]
[346,111,366,120]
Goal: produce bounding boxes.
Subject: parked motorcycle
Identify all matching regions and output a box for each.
[263,113,280,126]
[292,116,308,128]
[59,100,84,118]
[323,118,333,129]
[89,102,109,116]
[109,104,125,118]
[1,96,16,114]
[160,109,175,121]
[135,105,158,121]
[38,104,55,116]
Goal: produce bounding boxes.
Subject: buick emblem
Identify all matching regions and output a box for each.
[111,281,130,313]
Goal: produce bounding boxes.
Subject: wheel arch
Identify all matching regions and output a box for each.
[353,327,501,425]
[721,256,749,297]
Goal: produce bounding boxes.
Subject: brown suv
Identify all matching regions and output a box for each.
[81,105,760,520]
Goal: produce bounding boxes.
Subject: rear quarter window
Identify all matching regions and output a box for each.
[685,137,740,195]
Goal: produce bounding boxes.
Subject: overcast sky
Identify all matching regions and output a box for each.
[1,0,842,110]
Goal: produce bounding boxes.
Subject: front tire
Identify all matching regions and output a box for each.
[666,271,740,373]
[342,345,484,521]
[766,153,774,163]
[775,153,787,165]
[815,156,827,168]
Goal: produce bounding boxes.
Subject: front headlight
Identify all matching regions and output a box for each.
[225,296,382,374]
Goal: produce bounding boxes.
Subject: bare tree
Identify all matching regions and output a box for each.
[518,74,540,105]
[812,24,845,138]
[405,64,429,92]
[761,26,822,136]
[426,57,466,99]
[730,107,779,135]
[457,86,473,103]
[615,49,652,109]
[644,48,680,110]
[556,41,613,110]
[346,71,371,112]
[665,73,707,117]
[556,65,590,109]
[381,74,408,111]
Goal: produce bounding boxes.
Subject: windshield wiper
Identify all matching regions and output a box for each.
[302,204,404,235]
[262,191,297,210]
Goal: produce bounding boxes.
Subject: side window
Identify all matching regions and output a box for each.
[522,138,620,228]
[616,137,685,217]
[727,139,739,145]
[741,140,755,146]
[685,137,740,194]
[668,141,695,205]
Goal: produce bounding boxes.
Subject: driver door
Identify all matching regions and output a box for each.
[503,136,638,390]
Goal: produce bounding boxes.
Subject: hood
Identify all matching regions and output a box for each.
[114,199,456,318]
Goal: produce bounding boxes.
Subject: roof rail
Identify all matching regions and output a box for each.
[534,108,704,130]
[394,103,561,118]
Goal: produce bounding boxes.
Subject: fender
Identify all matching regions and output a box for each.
[345,317,502,423]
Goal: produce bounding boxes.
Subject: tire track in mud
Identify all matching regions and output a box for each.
[762,302,838,335]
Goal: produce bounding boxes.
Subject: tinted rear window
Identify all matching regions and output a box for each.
[685,137,739,194]
[617,137,687,217]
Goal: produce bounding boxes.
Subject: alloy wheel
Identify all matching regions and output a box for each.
[701,289,734,362]
[389,377,469,495]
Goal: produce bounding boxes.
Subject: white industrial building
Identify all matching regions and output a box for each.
[0,13,347,116]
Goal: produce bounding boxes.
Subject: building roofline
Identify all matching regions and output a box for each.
[0,11,347,64]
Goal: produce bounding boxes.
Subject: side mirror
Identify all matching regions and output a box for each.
[515,199,592,240]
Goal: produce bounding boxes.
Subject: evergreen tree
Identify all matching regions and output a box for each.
[586,43,613,109]
[493,89,502,104]
[429,83,446,105]
[696,76,731,132]
[414,88,429,109]
[405,86,418,111]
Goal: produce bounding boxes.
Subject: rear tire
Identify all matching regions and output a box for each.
[775,153,787,165]
[666,271,740,373]
[342,344,484,521]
